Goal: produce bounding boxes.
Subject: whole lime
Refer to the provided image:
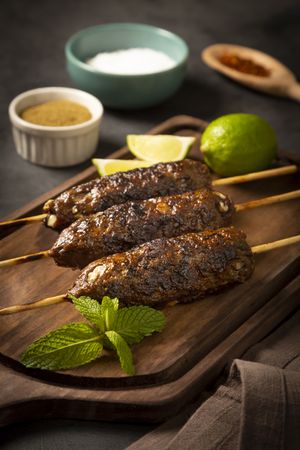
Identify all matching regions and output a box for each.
[201,113,277,176]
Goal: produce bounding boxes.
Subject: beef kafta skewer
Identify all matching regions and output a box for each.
[49,188,233,268]
[0,161,297,230]
[43,160,212,230]
[1,189,299,269]
[1,227,300,315]
[1,188,299,270]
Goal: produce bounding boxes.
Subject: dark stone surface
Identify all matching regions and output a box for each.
[0,0,299,448]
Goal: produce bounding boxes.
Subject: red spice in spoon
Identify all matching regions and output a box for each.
[219,52,270,77]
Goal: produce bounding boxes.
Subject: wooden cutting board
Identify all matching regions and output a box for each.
[0,115,300,425]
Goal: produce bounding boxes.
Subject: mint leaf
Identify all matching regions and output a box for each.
[101,296,118,330]
[20,296,166,376]
[21,323,103,370]
[101,296,119,312]
[114,306,166,344]
[105,330,134,375]
[69,295,105,332]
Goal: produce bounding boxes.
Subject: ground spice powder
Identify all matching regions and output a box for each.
[21,100,92,126]
[219,52,270,77]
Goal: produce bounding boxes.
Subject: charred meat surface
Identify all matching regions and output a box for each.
[43,160,211,230]
[50,189,234,268]
[68,227,254,306]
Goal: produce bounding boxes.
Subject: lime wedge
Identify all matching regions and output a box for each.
[92,159,154,176]
[127,134,195,162]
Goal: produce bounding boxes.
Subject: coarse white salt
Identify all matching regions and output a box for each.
[86,48,176,75]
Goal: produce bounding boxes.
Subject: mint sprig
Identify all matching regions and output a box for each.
[21,296,166,375]
[69,295,105,331]
[21,323,103,370]
[105,330,134,375]
[114,306,166,344]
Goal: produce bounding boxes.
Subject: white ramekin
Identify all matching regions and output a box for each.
[9,87,104,167]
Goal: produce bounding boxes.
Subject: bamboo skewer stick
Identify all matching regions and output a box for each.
[0,250,50,268]
[0,233,299,316]
[252,235,300,254]
[0,213,47,228]
[212,164,298,186]
[0,295,67,315]
[235,189,300,211]
[0,165,298,229]
[0,189,300,269]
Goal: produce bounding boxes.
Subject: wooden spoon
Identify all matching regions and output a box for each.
[201,44,300,102]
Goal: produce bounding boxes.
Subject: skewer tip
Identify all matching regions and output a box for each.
[0,251,50,269]
[0,213,47,228]
[213,164,298,186]
[252,234,300,254]
[0,294,67,315]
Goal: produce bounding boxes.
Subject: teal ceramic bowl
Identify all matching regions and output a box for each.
[65,23,189,109]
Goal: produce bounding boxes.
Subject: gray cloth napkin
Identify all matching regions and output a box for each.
[126,310,300,450]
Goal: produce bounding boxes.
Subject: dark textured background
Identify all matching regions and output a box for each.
[1,0,300,448]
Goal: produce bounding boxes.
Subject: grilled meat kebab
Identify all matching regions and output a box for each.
[68,227,254,306]
[43,160,211,230]
[50,188,234,268]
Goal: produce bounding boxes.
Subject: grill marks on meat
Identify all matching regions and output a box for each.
[50,189,234,268]
[68,227,254,306]
[43,160,211,230]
